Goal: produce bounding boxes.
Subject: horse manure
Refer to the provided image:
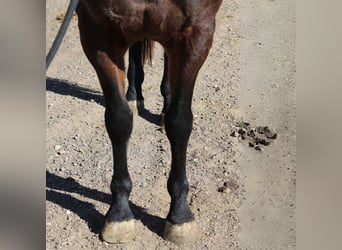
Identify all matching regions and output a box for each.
[233,122,277,151]
[264,127,277,139]
[247,129,256,138]
[255,137,271,146]
[238,128,246,135]
[255,126,265,134]
[230,131,238,137]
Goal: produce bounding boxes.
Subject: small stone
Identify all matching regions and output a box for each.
[57,150,66,155]
[218,186,231,193]
[72,135,80,140]
[224,180,239,190]
[56,13,65,21]
[54,145,62,151]
[255,145,262,151]
[67,175,80,182]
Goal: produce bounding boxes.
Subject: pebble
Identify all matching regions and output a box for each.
[68,175,80,181]
[57,150,66,155]
[54,145,62,151]
[72,134,80,140]
[218,186,232,193]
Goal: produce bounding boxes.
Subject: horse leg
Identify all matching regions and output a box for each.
[160,52,170,126]
[77,14,135,243]
[162,26,215,245]
[126,41,145,114]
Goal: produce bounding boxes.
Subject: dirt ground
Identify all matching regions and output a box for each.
[46,0,295,249]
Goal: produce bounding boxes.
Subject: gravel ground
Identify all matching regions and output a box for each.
[46,0,295,249]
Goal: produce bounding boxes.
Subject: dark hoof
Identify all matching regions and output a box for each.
[101,220,136,244]
[163,220,199,245]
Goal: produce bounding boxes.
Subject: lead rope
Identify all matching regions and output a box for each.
[46,0,79,70]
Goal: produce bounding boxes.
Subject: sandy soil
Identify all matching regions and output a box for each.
[46,0,295,249]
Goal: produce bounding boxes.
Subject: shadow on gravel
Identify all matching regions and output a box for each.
[46,77,105,106]
[139,110,162,126]
[46,77,162,126]
[46,171,165,237]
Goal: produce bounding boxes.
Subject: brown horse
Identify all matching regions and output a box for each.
[75,0,223,245]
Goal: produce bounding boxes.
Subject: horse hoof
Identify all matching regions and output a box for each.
[101,220,136,244]
[127,101,138,115]
[163,220,199,245]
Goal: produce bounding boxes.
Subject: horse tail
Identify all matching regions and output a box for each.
[141,39,154,66]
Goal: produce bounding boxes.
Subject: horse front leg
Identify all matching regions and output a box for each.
[101,88,135,243]
[77,13,135,243]
[99,63,136,243]
[163,29,214,245]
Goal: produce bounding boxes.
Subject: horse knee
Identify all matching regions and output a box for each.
[105,104,133,143]
[165,109,193,142]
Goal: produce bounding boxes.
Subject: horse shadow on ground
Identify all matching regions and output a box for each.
[46,77,161,126]
[46,171,165,238]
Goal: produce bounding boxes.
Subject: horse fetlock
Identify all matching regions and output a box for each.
[110,178,132,195]
[101,219,136,244]
[163,220,199,245]
[136,99,146,114]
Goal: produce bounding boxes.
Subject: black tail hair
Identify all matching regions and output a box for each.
[141,39,154,66]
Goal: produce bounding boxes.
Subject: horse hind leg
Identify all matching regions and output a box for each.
[77,14,135,243]
[126,41,145,115]
[160,52,170,127]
